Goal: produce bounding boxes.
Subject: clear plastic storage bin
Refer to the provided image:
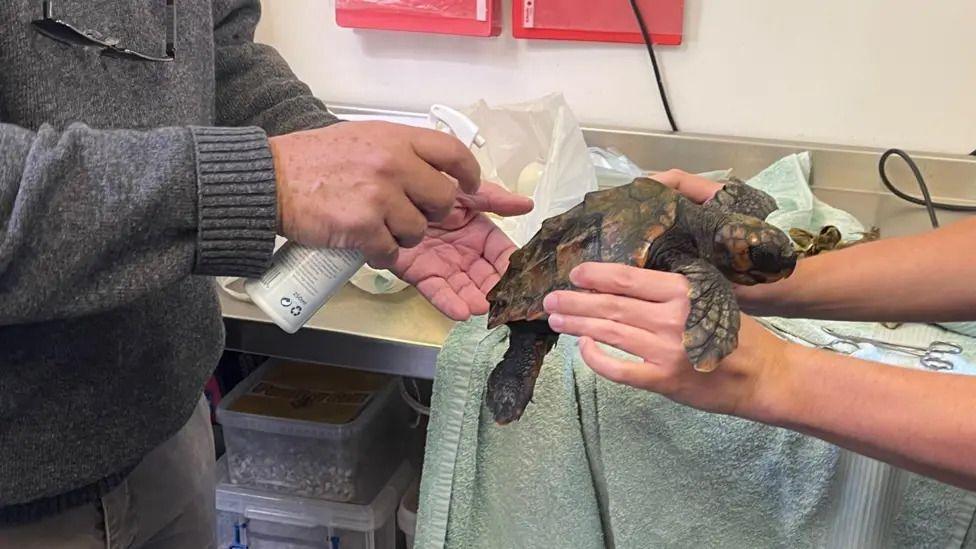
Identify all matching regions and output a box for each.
[216,359,408,503]
[397,478,419,548]
[215,455,410,549]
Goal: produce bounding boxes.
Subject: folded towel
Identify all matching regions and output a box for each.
[416,323,608,548]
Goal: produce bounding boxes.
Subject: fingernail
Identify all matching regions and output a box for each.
[569,266,583,285]
[548,314,565,330]
[543,293,558,311]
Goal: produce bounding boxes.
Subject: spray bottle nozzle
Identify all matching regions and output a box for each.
[429,104,485,149]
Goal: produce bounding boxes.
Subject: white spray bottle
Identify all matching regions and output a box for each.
[244,105,486,334]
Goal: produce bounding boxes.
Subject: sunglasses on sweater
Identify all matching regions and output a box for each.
[31,0,175,63]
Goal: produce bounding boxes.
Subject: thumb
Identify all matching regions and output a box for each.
[459,181,534,217]
[652,169,724,204]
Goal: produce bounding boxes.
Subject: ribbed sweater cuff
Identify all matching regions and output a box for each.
[189,126,278,277]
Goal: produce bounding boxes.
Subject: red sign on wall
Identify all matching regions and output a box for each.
[336,0,503,37]
[514,0,683,45]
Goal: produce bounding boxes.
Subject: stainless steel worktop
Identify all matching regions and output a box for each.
[222,105,976,379]
[222,282,453,379]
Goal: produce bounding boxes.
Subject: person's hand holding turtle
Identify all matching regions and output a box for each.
[537,169,793,418]
[543,269,791,417]
[484,171,797,423]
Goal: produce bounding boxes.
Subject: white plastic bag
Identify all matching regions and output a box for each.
[461,93,599,247]
[590,146,645,189]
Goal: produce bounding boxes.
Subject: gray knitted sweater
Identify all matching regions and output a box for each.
[0,0,339,522]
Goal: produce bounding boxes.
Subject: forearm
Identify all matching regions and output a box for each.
[747,345,976,491]
[738,216,976,322]
[0,122,276,324]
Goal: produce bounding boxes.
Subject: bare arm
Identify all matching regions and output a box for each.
[544,264,976,492]
[743,322,976,491]
[738,217,976,322]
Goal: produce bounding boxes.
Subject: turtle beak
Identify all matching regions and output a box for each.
[742,239,797,284]
[759,245,798,283]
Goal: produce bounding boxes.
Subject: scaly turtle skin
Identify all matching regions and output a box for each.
[484,177,797,425]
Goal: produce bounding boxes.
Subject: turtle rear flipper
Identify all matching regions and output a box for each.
[486,321,559,425]
[672,258,740,372]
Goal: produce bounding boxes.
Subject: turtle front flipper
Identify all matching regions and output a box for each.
[485,321,559,425]
[672,258,740,372]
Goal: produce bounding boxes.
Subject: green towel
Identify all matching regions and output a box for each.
[416,323,608,548]
[416,318,976,548]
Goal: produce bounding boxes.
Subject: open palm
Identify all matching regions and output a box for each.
[393,182,533,321]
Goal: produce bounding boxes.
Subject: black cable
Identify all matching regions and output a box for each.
[878,148,976,229]
[629,0,678,132]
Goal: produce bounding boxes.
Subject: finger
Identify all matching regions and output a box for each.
[361,229,401,270]
[578,337,661,390]
[416,277,471,321]
[482,272,502,295]
[651,169,724,204]
[543,291,684,335]
[494,247,515,275]
[385,197,428,249]
[403,161,460,223]
[458,181,534,217]
[462,258,499,292]
[409,128,482,194]
[448,272,489,316]
[548,313,676,361]
[569,262,690,302]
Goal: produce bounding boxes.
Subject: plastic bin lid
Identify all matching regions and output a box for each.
[215,455,411,532]
[216,359,398,438]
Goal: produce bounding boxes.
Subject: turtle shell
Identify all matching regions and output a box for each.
[486,177,680,329]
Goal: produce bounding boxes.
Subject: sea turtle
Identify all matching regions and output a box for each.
[484,176,798,425]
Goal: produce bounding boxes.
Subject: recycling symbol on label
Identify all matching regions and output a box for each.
[290,306,303,316]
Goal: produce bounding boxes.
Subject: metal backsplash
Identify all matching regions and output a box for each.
[330,104,976,235]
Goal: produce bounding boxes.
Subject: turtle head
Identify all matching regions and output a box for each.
[712,214,797,285]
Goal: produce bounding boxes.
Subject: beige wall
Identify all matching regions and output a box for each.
[255,1,976,154]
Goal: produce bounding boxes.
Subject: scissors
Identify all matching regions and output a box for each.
[762,323,864,354]
[820,327,962,371]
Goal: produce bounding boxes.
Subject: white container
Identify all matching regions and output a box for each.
[396,478,419,549]
[215,456,411,549]
[244,243,364,334]
[216,360,408,504]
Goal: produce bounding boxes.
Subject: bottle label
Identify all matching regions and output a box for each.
[246,242,366,332]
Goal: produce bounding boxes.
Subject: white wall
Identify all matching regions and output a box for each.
[255,1,976,155]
